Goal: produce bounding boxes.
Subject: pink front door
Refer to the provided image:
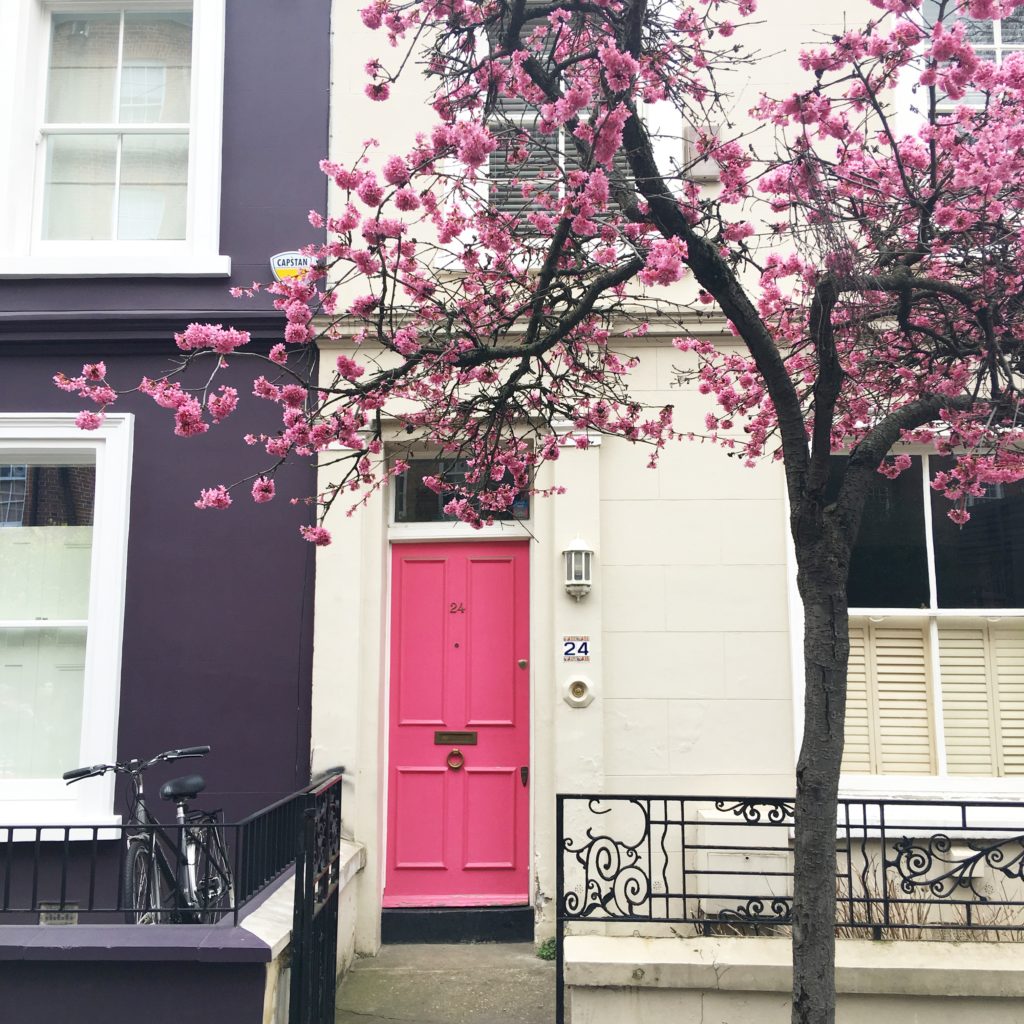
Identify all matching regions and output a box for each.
[384,541,530,907]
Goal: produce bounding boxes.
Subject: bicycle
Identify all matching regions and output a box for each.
[63,745,234,924]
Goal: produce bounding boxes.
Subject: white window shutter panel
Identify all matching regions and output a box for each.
[992,624,1024,775]
[940,625,998,775]
[841,625,873,774]
[873,624,935,774]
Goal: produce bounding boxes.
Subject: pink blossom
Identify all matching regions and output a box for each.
[174,397,209,437]
[335,353,366,380]
[252,477,276,503]
[206,386,239,423]
[75,411,104,430]
[300,525,333,545]
[394,187,421,211]
[359,3,384,29]
[175,323,250,355]
[383,156,410,185]
[285,323,312,344]
[453,122,496,169]
[357,175,385,207]
[194,485,232,510]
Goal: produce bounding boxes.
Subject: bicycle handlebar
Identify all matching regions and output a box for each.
[63,745,211,784]
[62,765,106,781]
[167,745,210,760]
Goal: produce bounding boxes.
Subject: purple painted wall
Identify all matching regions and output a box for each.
[0,0,332,816]
[0,342,316,816]
[0,0,330,317]
[0,961,267,1024]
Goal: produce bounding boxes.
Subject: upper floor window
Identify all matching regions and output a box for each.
[960,6,1024,64]
[0,1,228,277]
[42,10,192,243]
[923,1,1024,107]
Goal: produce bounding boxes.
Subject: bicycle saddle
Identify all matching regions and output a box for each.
[159,774,206,802]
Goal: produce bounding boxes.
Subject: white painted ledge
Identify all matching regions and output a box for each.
[239,840,366,959]
[0,255,232,278]
[564,935,1024,998]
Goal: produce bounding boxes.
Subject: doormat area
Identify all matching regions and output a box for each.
[382,905,533,943]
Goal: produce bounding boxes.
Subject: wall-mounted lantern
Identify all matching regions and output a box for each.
[563,538,594,601]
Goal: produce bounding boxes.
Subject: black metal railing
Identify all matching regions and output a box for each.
[555,794,1024,1024]
[289,770,343,1024]
[0,772,344,927]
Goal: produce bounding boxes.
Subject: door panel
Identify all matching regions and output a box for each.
[385,541,529,907]
[392,768,447,868]
[396,558,447,725]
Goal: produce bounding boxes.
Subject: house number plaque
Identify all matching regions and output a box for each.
[434,730,478,745]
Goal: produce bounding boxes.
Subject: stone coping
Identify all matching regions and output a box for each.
[0,839,366,965]
[239,839,365,959]
[0,923,272,963]
[564,935,1024,998]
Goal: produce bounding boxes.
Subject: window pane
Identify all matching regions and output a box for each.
[0,465,95,620]
[118,134,189,239]
[826,456,930,608]
[46,13,120,123]
[43,135,117,240]
[0,465,27,526]
[0,628,87,780]
[962,16,996,46]
[120,12,193,123]
[1000,11,1024,44]
[931,456,1024,608]
[394,459,530,523]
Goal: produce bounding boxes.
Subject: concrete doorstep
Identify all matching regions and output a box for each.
[335,942,556,1024]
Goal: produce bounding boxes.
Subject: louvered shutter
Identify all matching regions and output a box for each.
[843,621,935,774]
[874,625,935,774]
[841,625,873,773]
[489,97,559,218]
[939,625,998,775]
[992,625,1024,774]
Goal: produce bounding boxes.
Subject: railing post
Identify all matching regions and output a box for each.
[290,801,316,1024]
[556,794,565,1024]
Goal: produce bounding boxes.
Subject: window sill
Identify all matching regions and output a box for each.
[840,774,1024,802]
[0,254,232,279]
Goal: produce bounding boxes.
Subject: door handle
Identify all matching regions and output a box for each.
[520,766,529,787]
[447,748,465,771]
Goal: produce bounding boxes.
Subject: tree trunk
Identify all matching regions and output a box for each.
[791,567,850,1024]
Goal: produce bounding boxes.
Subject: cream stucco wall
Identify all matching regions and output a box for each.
[313,0,897,948]
[309,332,794,948]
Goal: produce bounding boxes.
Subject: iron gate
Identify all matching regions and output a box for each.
[289,771,344,1024]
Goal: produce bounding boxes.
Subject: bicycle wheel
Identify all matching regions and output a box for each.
[122,841,163,924]
[192,823,234,921]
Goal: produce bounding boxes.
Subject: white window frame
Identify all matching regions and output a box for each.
[788,450,1024,800]
[0,413,133,827]
[0,0,228,278]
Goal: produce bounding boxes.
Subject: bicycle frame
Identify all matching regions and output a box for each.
[64,745,232,923]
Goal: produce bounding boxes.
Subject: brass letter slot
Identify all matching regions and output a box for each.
[434,730,478,745]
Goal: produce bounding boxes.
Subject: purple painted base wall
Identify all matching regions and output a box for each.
[0,962,266,1024]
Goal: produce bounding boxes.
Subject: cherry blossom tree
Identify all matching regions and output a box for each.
[56,1,1024,1020]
